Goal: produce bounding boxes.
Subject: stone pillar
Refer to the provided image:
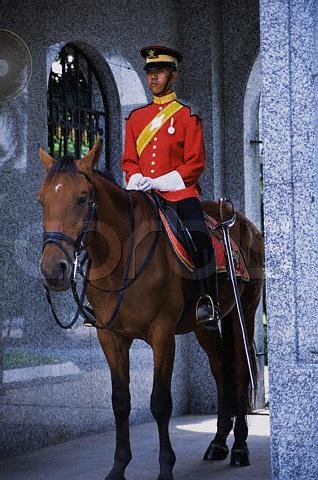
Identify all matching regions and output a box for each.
[260,1,318,479]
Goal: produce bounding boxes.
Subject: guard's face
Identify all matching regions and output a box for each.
[146,67,177,96]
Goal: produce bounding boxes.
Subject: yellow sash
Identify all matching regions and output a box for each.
[136,101,184,156]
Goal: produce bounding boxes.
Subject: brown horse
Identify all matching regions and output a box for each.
[38,142,263,480]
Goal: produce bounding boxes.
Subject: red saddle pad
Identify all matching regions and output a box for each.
[159,211,250,282]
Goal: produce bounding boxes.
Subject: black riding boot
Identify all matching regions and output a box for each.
[195,249,220,330]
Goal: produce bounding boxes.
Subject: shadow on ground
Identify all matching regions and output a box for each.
[0,414,271,480]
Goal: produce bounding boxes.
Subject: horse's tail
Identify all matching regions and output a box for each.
[248,342,258,412]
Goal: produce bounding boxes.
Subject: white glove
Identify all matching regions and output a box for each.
[153,171,185,192]
[138,176,155,192]
[126,173,143,190]
[126,174,155,192]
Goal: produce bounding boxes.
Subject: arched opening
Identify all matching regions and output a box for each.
[47,44,109,167]
[243,54,267,409]
[244,54,262,230]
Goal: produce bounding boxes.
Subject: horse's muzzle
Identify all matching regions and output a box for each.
[41,256,72,292]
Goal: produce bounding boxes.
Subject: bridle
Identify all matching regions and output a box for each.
[43,173,97,264]
[42,171,97,329]
[42,172,160,330]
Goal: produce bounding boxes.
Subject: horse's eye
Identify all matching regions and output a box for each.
[77,195,88,205]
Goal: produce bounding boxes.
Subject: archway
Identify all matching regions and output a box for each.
[243,53,266,409]
[46,41,125,179]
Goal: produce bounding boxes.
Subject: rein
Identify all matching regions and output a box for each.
[85,193,161,295]
[42,171,97,329]
[42,175,160,330]
[83,192,161,330]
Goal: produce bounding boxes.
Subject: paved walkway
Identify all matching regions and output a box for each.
[0,413,271,480]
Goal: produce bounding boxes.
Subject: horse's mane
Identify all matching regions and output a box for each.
[46,154,117,184]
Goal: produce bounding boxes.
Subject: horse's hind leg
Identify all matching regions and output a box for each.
[230,320,252,467]
[230,283,260,467]
[98,330,132,480]
[150,324,176,480]
[195,325,234,462]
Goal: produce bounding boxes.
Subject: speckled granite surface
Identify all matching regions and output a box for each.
[260,0,318,479]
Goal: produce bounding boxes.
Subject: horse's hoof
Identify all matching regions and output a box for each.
[105,477,126,480]
[105,474,126,480]
[203,442,229,461]
[230,448,250,467]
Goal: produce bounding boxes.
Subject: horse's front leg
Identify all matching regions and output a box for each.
[98,330,132,480]
[150,325,176,480]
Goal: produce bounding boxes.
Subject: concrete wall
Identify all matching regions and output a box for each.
[260,1,318,479]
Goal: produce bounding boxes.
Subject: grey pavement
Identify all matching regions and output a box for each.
[0,413,271,480]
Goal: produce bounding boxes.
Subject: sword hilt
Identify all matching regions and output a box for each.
[219,197,236,228]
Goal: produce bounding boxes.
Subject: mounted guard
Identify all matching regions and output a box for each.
[122,45,219,328]
[38,44,263,480]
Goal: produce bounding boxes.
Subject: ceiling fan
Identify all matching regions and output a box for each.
[0,29,32,103]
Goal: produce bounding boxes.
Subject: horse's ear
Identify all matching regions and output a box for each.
[39,147,55,171]
[76,140,103,174]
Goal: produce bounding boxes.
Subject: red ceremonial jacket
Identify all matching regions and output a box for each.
[121,92,205,202]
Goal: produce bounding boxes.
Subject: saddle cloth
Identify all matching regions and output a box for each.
[158,209,250,282]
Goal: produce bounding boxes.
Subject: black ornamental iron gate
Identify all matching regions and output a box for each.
[48,44,108,166]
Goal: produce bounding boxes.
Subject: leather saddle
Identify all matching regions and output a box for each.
[150,193,249,282]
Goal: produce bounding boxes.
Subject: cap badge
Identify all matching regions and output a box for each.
[147,49,157,59]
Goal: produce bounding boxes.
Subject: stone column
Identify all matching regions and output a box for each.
[260,1,318,479]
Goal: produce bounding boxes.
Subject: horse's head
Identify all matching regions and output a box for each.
[38,142,102,291]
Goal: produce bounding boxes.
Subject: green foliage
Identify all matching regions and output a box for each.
[3,352,62,370]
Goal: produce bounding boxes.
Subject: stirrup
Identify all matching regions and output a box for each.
[196,294,219,328]
[83,305,96,327]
